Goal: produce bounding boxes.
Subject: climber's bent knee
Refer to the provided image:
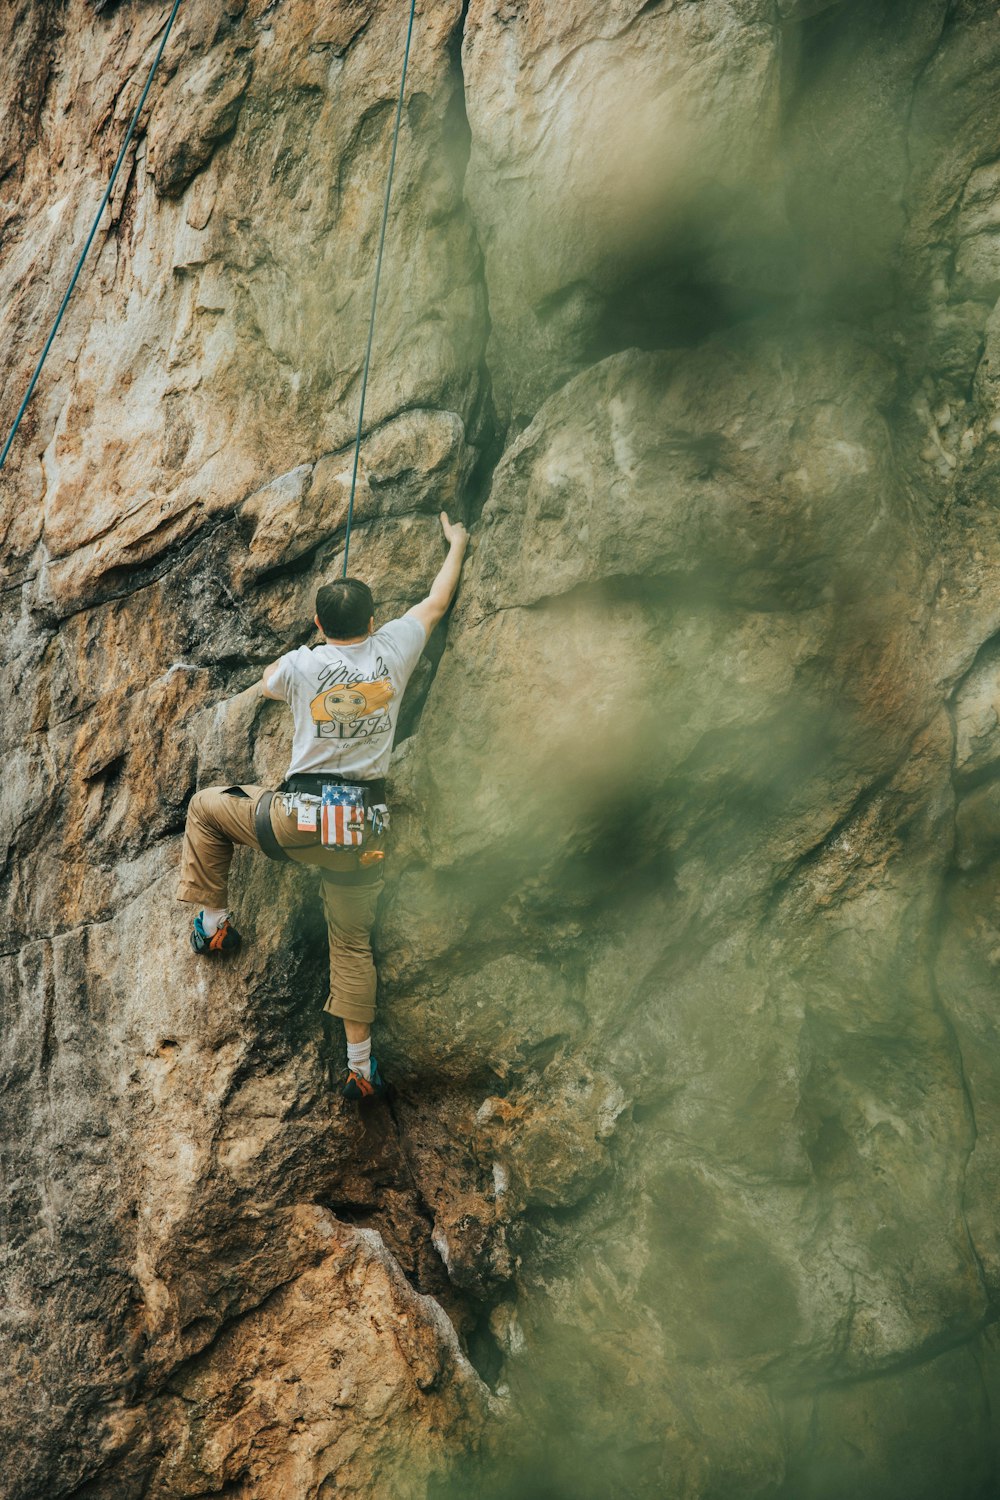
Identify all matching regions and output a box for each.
[175,784,263,907]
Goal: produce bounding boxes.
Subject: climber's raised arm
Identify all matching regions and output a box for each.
[406,511,470,636]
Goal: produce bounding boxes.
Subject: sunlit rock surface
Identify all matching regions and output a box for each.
[4,1,1000,1496]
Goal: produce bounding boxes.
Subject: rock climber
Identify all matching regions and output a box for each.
[176,511,470,1099]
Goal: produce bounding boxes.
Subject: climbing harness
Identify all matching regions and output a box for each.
[0,0,185,472]
[254,775,388,880]
[341,0,418,577]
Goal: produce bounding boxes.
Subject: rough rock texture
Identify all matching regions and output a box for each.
[5,0,1000,1496]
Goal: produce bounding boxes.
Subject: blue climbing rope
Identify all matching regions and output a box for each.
[341,0,418,577]
[0,0,185,473]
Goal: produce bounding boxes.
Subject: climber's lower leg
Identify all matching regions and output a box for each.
[345,1021,372,1080]
[341,1020,386,1099]
[321,875,385,1096]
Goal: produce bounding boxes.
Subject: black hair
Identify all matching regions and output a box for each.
[316,578,374,638]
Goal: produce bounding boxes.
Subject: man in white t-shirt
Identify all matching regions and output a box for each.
[176,512,469,1099]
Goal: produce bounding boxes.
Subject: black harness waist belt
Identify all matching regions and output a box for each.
[281,773,387,803]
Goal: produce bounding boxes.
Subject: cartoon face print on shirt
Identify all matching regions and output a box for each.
[309,677,395,740]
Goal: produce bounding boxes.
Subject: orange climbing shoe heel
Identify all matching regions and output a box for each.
[342,1057,388,1101]
[190,912,242,956]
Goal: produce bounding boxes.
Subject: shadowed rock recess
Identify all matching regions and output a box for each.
[6,0,1000,1495]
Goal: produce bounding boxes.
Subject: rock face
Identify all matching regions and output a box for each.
[4,0,1000,1496]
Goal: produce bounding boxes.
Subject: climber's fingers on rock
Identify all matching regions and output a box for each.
[440,511,469,546]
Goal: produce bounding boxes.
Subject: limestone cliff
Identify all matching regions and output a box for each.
[4,1,1000,1496]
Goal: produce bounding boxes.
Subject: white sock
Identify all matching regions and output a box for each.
[346,1037,372,1080]
[201,906,228,937]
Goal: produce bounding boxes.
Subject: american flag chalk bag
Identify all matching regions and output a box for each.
[320,783,367,849]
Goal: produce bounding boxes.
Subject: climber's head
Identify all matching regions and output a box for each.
[315,578,374,641]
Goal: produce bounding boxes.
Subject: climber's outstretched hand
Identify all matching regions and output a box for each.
[440,511,469,549]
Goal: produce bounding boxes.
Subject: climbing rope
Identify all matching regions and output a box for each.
[0,0,185,473]
[341,0,418,577]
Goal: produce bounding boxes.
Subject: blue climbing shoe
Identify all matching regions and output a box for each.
[342,1057,388,1101]
[190,912,242,956]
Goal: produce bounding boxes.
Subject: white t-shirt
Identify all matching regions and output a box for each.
[268,614,426,781]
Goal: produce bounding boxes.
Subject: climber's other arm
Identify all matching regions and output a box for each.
[406,511,470,635]
[261,660,285,700]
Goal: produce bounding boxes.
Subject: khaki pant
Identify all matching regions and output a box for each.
[176,785,384,1025]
